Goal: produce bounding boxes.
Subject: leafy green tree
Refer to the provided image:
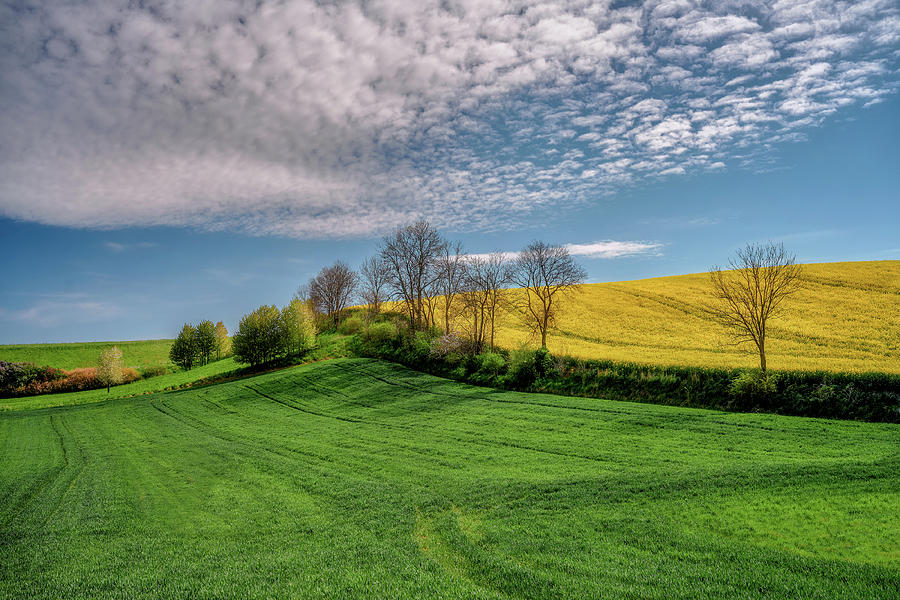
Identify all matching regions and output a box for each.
[214,321,230,360]
[195,320,216,365]
[170,324,199,370]
[232,305,288,367]
[96,345,124,393]
[281,298,317,357]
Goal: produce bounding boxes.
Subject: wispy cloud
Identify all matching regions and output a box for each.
[469,240,662,262]
[565,241,664,259]
[640,216,723,228]
[103,241,157,253]
[0,300,124,328]
[0,1,897,237]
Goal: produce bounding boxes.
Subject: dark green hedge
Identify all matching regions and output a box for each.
[351,332,900,423]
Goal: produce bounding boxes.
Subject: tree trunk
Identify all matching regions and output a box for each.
[758,339,767,374]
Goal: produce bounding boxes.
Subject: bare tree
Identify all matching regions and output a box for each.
[360,256,390,317]
[510,241,587,348]
[707,242,803,374]
[379,220,444,330]
[309,261,359,326]
[295,282,312,305]
[434,240,467,333]
[460,253,511,351]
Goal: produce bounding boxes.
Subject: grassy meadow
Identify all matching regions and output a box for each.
[0,333,353,412]
[1,358,897,599]
[490,260,900,373]
[0,339,174,370]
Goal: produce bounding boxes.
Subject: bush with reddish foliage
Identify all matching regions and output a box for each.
[0,361,64,396]
[1,363,141,397]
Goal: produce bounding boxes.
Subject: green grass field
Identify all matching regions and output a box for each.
[0,333,353,412]
[0,339,174,370]
[2,358,896,599]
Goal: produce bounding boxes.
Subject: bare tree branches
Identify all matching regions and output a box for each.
[509,241,587,348]
[379,220,444,330]
[459,252,512,351]
[309,261,359,326]
[434,240,466,333]
[360,256,390,317]
[707,242,803,373]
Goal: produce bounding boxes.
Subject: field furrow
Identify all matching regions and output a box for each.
[1,358,897,599]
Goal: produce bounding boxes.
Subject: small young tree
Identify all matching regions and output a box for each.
[214,321,230,360]
[281,297,317,357]
[510,241,587,348]
[96,345,124,393]
[169,324,199,370]
[232,305,288,367]
[360,256,390,317]
[707,242,803,374]
[309,261,359,327]
[195,320,217,365]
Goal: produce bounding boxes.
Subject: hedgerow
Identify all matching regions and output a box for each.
[351,329,900,423]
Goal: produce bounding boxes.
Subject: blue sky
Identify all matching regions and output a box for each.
[1,1,898,344]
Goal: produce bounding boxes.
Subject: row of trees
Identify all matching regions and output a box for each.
[303,221,588,352]
[219,218,801,375]
[231,298,317,367]
[170,321,230,370]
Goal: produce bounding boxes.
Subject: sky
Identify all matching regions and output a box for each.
[1,0,899,344]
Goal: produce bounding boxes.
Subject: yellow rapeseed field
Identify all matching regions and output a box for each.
[488,260,900,374]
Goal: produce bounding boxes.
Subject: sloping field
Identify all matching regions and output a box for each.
[2,358,897,599]
[493,260,900,373]
[0,339,174,370]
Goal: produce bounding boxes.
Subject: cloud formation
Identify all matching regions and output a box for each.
[468,239,661,262]
[1,0,897,237]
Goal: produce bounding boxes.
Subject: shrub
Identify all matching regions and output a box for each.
[0,361,63,396]
[10,367,140,396]
[533,347,556,379]
[140,365,168,378]
[364,321,399,344]
[729,369,778,410]
[475,352,506,380]
[504,347,539,388]
[338,316,365,335]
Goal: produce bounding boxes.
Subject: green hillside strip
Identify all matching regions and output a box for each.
[0,358,242,412]
[1,333,353,413]
[1,358,897,599]
[0,339,174,370]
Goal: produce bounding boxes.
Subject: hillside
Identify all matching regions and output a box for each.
[492,260,900,373]
[1,359,896,599]
[0,339,174,370]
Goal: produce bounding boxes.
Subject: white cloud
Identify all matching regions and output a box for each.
[566,241,664,259]
[468,239,662,262]
[0,0,897,238]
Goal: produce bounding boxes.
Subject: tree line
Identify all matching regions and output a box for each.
[302,220,588,352]
[218,218,801,376]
